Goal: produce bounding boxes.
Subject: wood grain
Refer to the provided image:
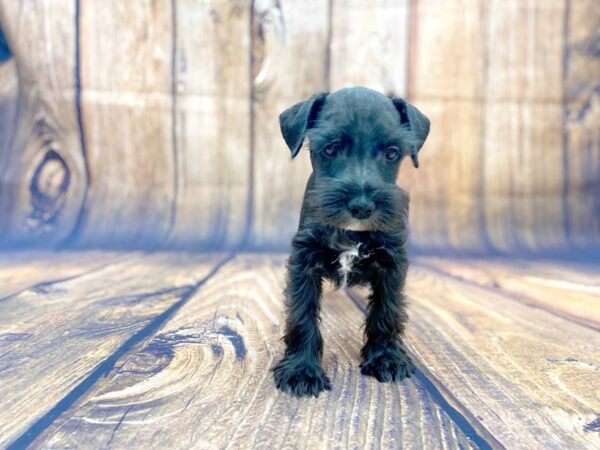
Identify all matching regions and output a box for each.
[0,250,124,299]
[250,0,330,248]
[416,255,600,329]
[405,0,487,251]
[36,255,477,449]
[563,0,600,249]
[0,2,597,253]
[167,0,251,249]
[0,1,87,247]
[350,262,600,449]
[0,54,18,237]
[0,252,224,448]
[72,0,175,247]
[483,0,567,251]
[330,0,410,97]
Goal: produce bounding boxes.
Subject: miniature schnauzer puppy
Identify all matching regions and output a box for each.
[273,86,430,397]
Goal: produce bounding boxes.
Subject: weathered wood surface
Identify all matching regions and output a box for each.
[406,0,485,251]
[0,1,599,253]
[34,255,479,449]
[0,36,17,191]
[564,0,600,248]
[417,256,600,329]
[483,0,567,251]
[349,260,600,449]
[167,0,251,249]
[0,1,87,247]
[6,253,593,447]
[0,252,227,448]
[250,0,330,248]
[330,0,410,98]
[72,0,175,247]
[0,55,18,245]
[0,250,123,298]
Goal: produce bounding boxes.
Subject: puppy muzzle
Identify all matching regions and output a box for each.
[307,177,407,233]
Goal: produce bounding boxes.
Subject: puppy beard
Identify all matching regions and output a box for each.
[343,220,371,232]
[306,177,408,233]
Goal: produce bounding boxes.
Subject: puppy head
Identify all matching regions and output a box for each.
[279,86,430,232]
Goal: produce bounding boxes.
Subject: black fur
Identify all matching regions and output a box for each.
[273,87,430,397]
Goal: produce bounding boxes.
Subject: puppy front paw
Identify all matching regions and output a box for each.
[360,345,415,382]
[273,356,331,397]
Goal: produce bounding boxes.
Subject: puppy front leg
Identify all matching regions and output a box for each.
[273,241,331,397]
[360,257,415,382]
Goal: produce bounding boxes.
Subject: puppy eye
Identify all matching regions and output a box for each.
[324,143,340,157]
[385,146,400,161]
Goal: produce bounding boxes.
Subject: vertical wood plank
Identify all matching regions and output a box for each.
[483,0,567,252]
[167,0,251,249]
[73,0,175,247]
[564,0,600,249]
[250,0,330,248]
[0,1,87,247]
[330,0,410,97]
[0,60,17,146]
[407,0,487,251]
[0,22,17,157]
[0,55,18,238]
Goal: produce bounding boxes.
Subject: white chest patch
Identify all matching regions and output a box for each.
[337,243,362,289]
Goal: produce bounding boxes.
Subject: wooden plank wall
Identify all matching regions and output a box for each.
[0,0,598,254]
[0,1,88,247]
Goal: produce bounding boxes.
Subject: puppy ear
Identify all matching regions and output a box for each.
[279,92,328,158]
[389,97,430,168]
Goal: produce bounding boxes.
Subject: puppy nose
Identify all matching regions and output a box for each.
[348,197,375,219]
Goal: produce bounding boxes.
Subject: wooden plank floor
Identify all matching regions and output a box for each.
[0,251,598,449]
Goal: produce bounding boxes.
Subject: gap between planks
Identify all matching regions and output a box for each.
[345,288,498,450]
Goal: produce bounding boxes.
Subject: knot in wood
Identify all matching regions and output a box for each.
[30,150,70,222]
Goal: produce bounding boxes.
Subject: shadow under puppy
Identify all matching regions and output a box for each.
[273,87,430,397]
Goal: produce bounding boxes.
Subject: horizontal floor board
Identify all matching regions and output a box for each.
[417,256,600,328]
[0,250,126,299]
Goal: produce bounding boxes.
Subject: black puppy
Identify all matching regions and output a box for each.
[273,87,430,397]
